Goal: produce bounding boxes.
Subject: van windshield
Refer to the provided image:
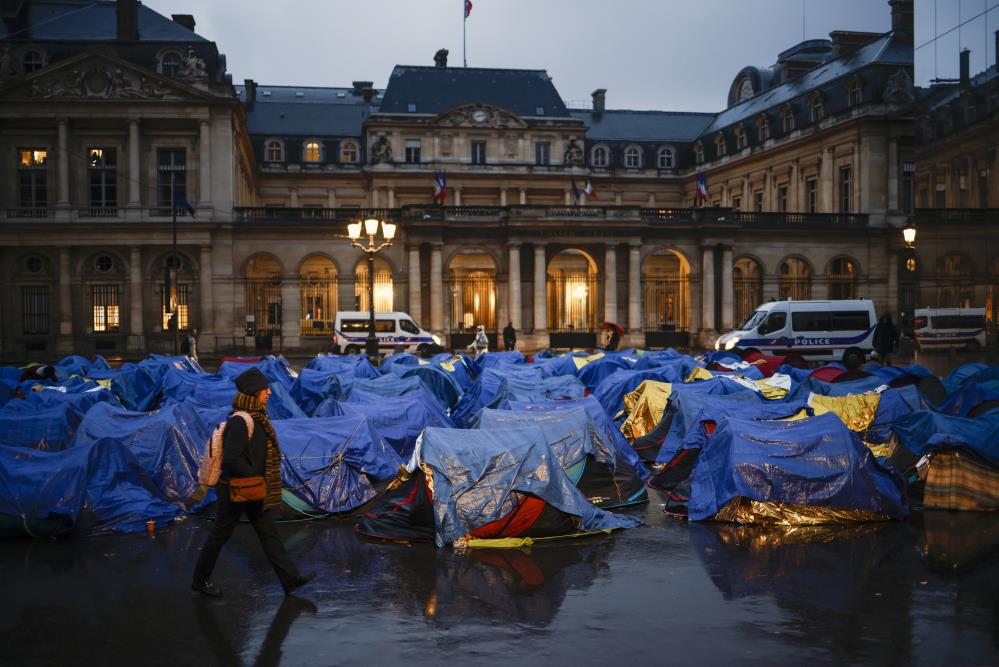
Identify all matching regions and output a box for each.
[739,310,767,331]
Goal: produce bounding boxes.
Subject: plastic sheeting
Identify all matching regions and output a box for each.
[577,355,635,391]
[478,407,616,471]
[621,380,672,442]
[0,440,182,537]
[411,426,641,546]
[323,389,453,458]
[289,368,348,416]
[938,381,999,417]
[274,416,402,513]
[217,356,296,390]
[891,410,999,468]
[397,365,462,408]
[808,393,882,432]
[451,370,584,429]
[158,369,306,420]
[685,413,908,522]
[0,388,119,451]
[592,366,684,417]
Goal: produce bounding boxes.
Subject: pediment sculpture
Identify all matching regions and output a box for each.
[437,103,526,129]
[563,139,584,167]
[22,61,185,100]
[882,68,914,104]
[179,46,208,82]
[370,135,393,164]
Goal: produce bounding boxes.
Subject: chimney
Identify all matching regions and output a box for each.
[362,87,375,103]
[171,14,195,32]
[889,0,914,33]
[117,0,138,41]
[960,49,970,87]
[352,80,373,96]
[591,88,606,113]
[829,31,882,59]
[434,48,449,68]
[243,79,257,110]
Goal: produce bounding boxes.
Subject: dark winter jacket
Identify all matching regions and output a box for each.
[873,321,899,354]
[220,414,269,480]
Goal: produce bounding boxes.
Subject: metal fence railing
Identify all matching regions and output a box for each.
[245,278,282,334]
[778,277,811,301]
[642,274,691,333]
[733,277,763,326]
[300,278,338,336]
[547,274,600,333]
[447,273,497,333]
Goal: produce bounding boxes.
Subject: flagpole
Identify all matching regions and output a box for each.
[463,0,467,67]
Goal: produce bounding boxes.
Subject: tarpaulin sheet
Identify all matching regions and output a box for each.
[274,416,402,514]
[808,393,882,432]
[377,353,422,374]
[478,407,615,470]
[686,413,908,521]
[866,385,934,444]
[451,370,582,429]
[0,388,118,451]
[73,400,228,507]
[158,369,306,420]
[431,356,475,390]
[633,349,691,371]
[344,374,448,414]
[289,368,348,416]
[863,363,934,382]
[891,410,999,468]
[477,351,526,368]
[307,354,381,379]
[787,375,888,402]
[0,440,181,537]
[411,426,642,546]
[398,365,462,408]
[937,381,999,417]
[577,355,635,391]
[217,356,296,390]
[530,354,583,378]
[53,355,111,379]
[943,363,993,393]
[592,366,684,417]
[324,388,453,458]
[499,396,650,481]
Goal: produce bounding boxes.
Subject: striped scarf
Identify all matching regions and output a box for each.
[232,391,283,510]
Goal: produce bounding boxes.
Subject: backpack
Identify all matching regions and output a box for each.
[196,411,254,487]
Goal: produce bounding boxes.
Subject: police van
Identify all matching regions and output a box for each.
[715,299,877,368]
[332,311,441,355]
[914,307,987,351]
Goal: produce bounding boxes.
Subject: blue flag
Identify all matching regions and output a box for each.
[173,194,197,218]
[570,178,581,204]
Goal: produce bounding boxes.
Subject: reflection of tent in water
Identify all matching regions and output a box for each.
[690,521,906,613]
[917,511,999,570]
[357,426,641,547]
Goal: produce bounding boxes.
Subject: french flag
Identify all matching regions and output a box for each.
[583,177,598,200]
[465,0,472,19]
[434,170,448,204]
[695,173,708,206]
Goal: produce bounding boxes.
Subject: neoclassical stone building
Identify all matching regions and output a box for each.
[0,0,941,360]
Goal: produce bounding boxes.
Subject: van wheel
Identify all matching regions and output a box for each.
[344,345,360,355]
[842,348,864,370]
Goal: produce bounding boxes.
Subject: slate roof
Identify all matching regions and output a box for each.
[377,65,570,117]
[701,31,911,135]
[235,85,379,136]
[569,109,715,142]
[5,0,208,42]
[917,67,999,114]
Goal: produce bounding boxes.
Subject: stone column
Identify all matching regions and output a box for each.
[408,245,422,324]
[387,187,395,209]
[500,188,508,207]
[127,246,144,352]
[57,247,73,352]
[628,243,641,332]
[57,119,70,208]
[604,243,618,325]
[430,243,443,333]
[888,251,899,319]
[701,245,715,331]
[200,245,213,333]
[790,160,800,211]
[821,147,834,212]
[887,138,899,211]
[721,246,734,330]
[533,244,547,333]
[128,120,141,207]
[280,276,301,349]
[742,176,751,209]
[519,188,527,205]
[851,144,861,213]
[508,243,522,329]
[454,188,462,207]
[198,121,211,207]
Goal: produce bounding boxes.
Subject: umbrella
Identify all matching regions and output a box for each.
[602,322,625,335]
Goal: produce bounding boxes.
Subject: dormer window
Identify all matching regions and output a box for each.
[22,50,44,73]
[624,145,642,169]
[809,92,824,123]
[656,146,676,169]
[265,140,284,162]
[160,52,182,79]
[757,114,770,141]
[591,145,609,168]
[693,142,704,165]
[714,133,726,158]
[735,125,747,150]
[303,140,322,163]
[846,77,862,106]
[340,140,359,163]
[781,104,795,133]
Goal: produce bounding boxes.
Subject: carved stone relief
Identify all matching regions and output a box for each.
[179,46,208,82]
[883,68,914,104]
[25,62,183,100]
[369,135,393,164]
[440,132,453,155]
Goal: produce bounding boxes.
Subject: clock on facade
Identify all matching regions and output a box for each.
[472,109,488,123]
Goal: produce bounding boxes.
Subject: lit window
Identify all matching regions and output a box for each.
[88,147,117,208]
[656,146,675,169]
[161,52,182,79]
[18,148,47,209]
[92,284,120,332]
[266,140,284,162]
[340,141,358,163]
[162,283,189,330]
[304,140,321,162]
[22,51,44,73]
[624,146,641,168]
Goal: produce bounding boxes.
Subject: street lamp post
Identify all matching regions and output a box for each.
[347,218,396,359]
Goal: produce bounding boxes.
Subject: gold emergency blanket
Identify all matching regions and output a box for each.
[685,367,715,382]
[620,380,672,442]
[807,392,881,432]
[572,351,605,371]
[712,496,890,525]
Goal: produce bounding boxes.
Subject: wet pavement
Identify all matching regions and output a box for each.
[2,496,998,666]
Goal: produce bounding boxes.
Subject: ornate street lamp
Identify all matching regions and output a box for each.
[347,218,396,358]
[902,222,917,249]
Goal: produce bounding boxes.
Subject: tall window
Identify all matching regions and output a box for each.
[340,141,358,163]
[735,127,747,150]
[847,79,862,106]
[757,115,770,141]
[777,184,788,212]
[828,258,857,299]
[22,51,44,73]
[781,105,795,133]
[693,143,704,165]
[754,190,763,212]
[471,141,486,165]
[92,285,120,332]
[657,146,675,169]
[405,139,421,164]
[265,140,284,162]
[624,146,642,168]
[714,135,726,158]
[88,147,117,208]
[591,146,608,168]
[805,178,817,213]
[839,166,852,213]
[161,52,182,79]
[779,258,811,300]
[156,148,186,208]
[809,93,824,122]
[901,162,915,213]
[18,148,47,209]
[22,286,49,335]
[732,196,742,211]
[535,142,550,166]
[303,140,322,162]
[162,283,189,330]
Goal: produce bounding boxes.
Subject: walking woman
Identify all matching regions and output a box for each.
[192,368,314,597]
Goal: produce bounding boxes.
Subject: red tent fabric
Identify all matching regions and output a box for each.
[740,351,787,378]
[809,366,847,383]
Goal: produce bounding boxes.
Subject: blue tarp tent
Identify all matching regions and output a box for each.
[577,355,635,391]
[685,413,908,521]
[397,365,463,409]
[217,356,296,390]
[307,354,381,379]
[322,389,453,458]
[478,407,616,471]
[452,372,585,428]
[891,410,999,468]
[158,369,306,420]
[289,368,348,416]
[413,426,641,546]
[591,366,683,417]
[942,364,993,393]
[0,388,119,451]
[937,380,999,417]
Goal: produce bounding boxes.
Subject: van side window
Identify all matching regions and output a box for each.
[831,311,871,331]
[399,319,420,334]
[759,312,786,335]
[792,311,831,331]
[931,315,986,329]
[340,319,395,333]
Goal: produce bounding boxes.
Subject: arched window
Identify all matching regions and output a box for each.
[547,250,598,333]
[303,140,322,163]
[809,92,824,123]
[244,255,282,334]
[937,253,974,307]
[778,257,811,300]
[624,145,642,169]
[757,114,770,141]
[22,50,44,73]
[265,140,284,162]
[846,77,862,107]
[591,145,609,168]
[656,146,676,169]
[447,251,497,333]
[714,133,726,158]
[693,142,704,165]
[300,255,338,336]
[160,52,182,79]
[827,257,857,300]
[781,104,795,133]
[734,125,747,150]
[642,249,691,333]
[340,140,359,163]
[733,258,763,325]
[356,257,393,312]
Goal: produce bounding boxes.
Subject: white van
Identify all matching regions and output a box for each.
[914,307,987,351]
[715,299,877,368]
[332,311,441,355]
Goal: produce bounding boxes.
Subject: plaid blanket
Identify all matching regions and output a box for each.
[924,450,999,511]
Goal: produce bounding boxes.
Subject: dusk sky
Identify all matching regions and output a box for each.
[143,0,900,112]
[915,0,998,86]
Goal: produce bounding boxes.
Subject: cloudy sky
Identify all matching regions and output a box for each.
[144,0,902,112]
[915,0,998,85]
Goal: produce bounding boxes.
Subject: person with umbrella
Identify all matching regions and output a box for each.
[603,321,623,351]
